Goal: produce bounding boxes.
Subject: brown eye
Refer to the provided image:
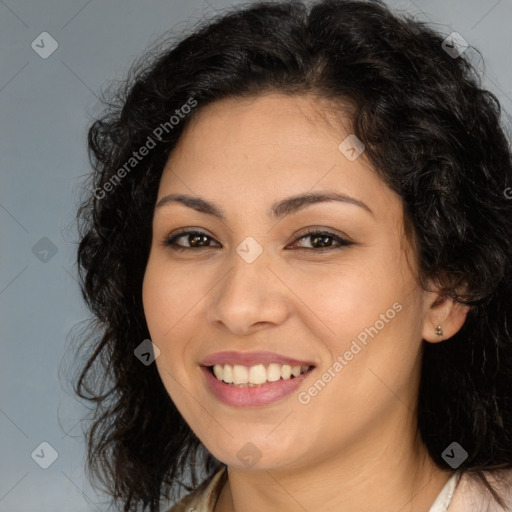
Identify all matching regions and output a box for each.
[291,230,354,250]
[162,230,221,250]
[161,228,354,252]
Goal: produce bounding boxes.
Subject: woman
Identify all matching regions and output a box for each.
[75,1,512,511]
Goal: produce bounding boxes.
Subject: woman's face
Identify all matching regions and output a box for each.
[142,93,444,471]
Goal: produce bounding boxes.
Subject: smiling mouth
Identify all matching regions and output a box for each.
[207,363,315,387]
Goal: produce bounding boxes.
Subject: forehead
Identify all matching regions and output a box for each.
[157,93,400,224]
[175,92,353,153]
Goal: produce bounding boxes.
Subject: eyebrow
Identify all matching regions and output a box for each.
[155,191,374,219]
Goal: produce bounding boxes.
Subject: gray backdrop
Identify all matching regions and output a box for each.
[1,0,511,510]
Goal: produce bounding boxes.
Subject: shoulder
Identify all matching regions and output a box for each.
[164,467,228,512]
[449,468,512,511]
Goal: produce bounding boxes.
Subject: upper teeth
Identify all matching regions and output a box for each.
[212,363,310,386]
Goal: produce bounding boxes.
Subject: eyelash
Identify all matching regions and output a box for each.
[161,228,354,252]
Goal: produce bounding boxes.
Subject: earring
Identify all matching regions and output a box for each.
[435,325,443,336]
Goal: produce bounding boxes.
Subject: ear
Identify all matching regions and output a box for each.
[421,285,470,343]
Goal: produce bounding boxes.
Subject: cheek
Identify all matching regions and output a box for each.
[142,258,202,340]
[142,261,198,407]
[142,257,215,391]
[296,257,402,335]
[299,244,420,368]
[142,268,170,340]
[142,263,186,385]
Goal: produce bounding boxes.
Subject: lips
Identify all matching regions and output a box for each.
[201,364,316,407]
[200,351,316,368]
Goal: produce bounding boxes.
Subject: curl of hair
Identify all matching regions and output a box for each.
[75,0,512,510]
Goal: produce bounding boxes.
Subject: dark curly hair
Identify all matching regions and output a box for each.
[74,0,512,510]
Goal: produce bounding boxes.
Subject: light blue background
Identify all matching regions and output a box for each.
[1,0,511,510]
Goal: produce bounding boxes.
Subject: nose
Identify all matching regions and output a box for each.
[206,249,291,335]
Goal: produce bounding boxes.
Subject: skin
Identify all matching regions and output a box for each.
[142,92,469,512]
